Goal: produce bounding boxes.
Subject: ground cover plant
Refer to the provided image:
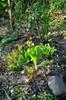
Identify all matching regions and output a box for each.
[6,44,56,70]
[0,0,66,100]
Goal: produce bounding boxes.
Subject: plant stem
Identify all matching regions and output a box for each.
[34,64,37,70]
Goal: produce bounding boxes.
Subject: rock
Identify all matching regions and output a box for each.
[48,75,66,96]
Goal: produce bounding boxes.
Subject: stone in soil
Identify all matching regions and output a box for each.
[48,75,66,96]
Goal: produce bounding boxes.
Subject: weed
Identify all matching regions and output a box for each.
[39,60,53,70]
[43,44,56,58]
[6,44,56,70]
[6,45,26,70]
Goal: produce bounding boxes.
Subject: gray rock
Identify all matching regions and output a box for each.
[48,75,66,96]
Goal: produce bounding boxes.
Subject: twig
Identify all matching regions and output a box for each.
[3,88,11,100]
[8,0,12,29]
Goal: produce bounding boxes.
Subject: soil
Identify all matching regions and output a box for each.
[0,18,66,100]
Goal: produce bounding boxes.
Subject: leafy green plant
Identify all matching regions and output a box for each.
[12,0,27,29]
[0,31,20,47]
[25,44,56,69]
[12,0,65,42]
[0,0,8,9]
[25,2,50,41]
[12,0,51,41]
[38,91,54,100]
[43,44,56,58]
[1,36,13,44]
[43,60,53,66]
[0,0,8,17]
[49,0,66,13]
[25,45,44,69]
[30,91,58,100]
[6,45,26,70]
[6,44,56,70]
[38,60,53,70]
